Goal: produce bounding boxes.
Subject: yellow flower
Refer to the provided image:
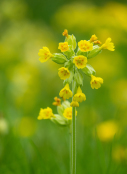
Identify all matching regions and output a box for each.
[52,97,61,106]
[70,101,79,107]
[59,83,73,100]
[62,29,68,38]
[96,121,118,142]
[58,42,69,52]
[37,107,54,120]
[58,67,70,80]
[78,40,93,52]
[63,107,77,119]
[90,34,98,42]
[38,47,53,63]
[63,107,72,120]
[73,86,86,102]
[73,55,87,69]
[90,75,103,89]
[101,38,115,51]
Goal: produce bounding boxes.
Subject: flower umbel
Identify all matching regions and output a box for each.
[58,67,70,80]
[73,86,86,102]
[73,55,87,69]
[52,97,61,106]
[38,47,53,63]
[38,107,54,120]
[101,38,115,51]
[90,75,103,89]
[58,42,69,52]
[59,83,73,100]
[78,40,93,52]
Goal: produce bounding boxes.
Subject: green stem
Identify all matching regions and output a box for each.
[71,106,76,174]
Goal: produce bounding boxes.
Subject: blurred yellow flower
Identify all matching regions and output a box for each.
[90,34,98,42]
[62,29,68,38]
[38,107,54,120]
[58,67,70,80]
[52,97,61,106]
[73,86,86,102]
[90,75,103,89]
[70,101,79,107]
[94,40,102,44]
[96,120,118,142]
[38,47,53,63]
[73,55,87,69]
[59,83,73,100]
[112,146,127,163]
[78,40,93,52]
[101,38,115,51]
[58,42,69,52]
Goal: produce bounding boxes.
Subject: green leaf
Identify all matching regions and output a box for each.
[74,69,83,86]
[82,64,96,76]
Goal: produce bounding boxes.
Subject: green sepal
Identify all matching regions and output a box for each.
[51,114,69,127]
[74,69,83,86]
[82,64,96,76]
[87,45,102,59]
[64,59,73,69]
[76,48,87,57]
[64,46,75,59]
[52,53,67,64]
[65,34,77,50]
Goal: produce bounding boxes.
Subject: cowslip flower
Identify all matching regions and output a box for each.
[73,86,86,102]
[58,67,70,80]
[94,40,102,44]
[52,97,61,106]
[90,34,98,42]
[58,42,69,52]
[78,40,93,52]
[38,47,53,63]
[63,107,77,120]
[62,29,68,38]
[37,107,54,120]
[59,83,72,100]
[101,38,115,51]
[73,55,87,69]
[70,101,79,107]
[90,75,103,89]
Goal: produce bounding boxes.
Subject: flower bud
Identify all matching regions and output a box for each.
[65,34,77,50]
[52,53,67,64]
[87,45,102,59]
[51,114,69,126]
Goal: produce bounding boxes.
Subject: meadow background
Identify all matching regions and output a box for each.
[0,0,127,173]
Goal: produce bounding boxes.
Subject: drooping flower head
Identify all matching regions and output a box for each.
[59,83,73,100]
[90,34,98,42]
[101,38,115,51]
[73,86,86,102]
[62,29,68,38]
[70,101,79,107]
[58,42,69,52]
[52,97,61,106]
[37,107,54,120]
[38,47,53,63]
[90,75,103,89]
[78,40,93,52]
[58,67,70,80]
[73,55,87,69]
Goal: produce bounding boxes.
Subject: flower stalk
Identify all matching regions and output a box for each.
[37,29,115,174]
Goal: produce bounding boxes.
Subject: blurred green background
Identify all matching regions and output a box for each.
[0,0,127,173]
